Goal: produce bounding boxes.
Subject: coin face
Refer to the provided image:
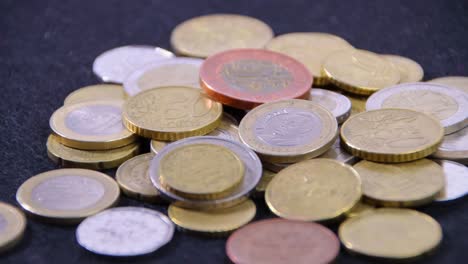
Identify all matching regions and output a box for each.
[428,76,468,94]
[309,88,352,123]
[266,159,361,221]
[92,45,174,83]
[200,49,313,109]
[322,49,400,95]
[124,58,203,96]
[76,207,174,256]
[64,84,127,105]
[170,14,273,58]
[16,169,120,223]
[339,208,442,260]
[435,160,468,202]
[226,218,340,264]
[382,55,424,83]
[0,202,26,253]
[240,99,338,163]
[432,126,468,164]
[353,159,444,207]
[122,86,222,140]
[341,109,444,162]
[366,82,468,134]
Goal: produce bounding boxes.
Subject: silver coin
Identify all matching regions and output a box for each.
[434,160,468,202]
[76,207,174,256]
[309,88,351,124]
[149,136,262,209]
[93,45,174,84]
[432,126,468,165]
[123,57,203,96]
[366,82,468,134]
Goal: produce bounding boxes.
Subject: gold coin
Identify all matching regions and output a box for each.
[322,49,400,95]
[47,134,140,170]
[239,99,338,163]
[428,76,468,94]
[339,208,442,260]
[168,199,256,235]
[116,153,161,203]
[266,159,361,222]
[382,55,424,83]
[341,109,444,162]
[122,86,222,140]
[345,93,368,116]
[344,201,375,218]
[159,143,245,200]
[170,14,273,58]
[265,32,354,86]
[255,169,276,194]
[16,169,120,224]
[63,84,127,105]
[50,100,137,150]
[0,202,26,253]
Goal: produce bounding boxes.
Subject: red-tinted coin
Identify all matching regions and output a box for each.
[226,218,340,264]
[200,49,312,109]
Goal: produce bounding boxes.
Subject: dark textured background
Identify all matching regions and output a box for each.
[1,0,468,263]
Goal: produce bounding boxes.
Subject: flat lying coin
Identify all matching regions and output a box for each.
[124,58,203,96]
[339,208,442,260]
[382,55,424,83]
[50,100,137,150]
[309,88,351,123]
[341,109,444,162]
[266,159,361,222]
[366,82,468,134]
[0,202,26,253]
[254,170,276,195]
[434,160,468,202]
[344,201,375,218]
[226,218,340,264]
[240,100,338,163]
[76,207,174,256]
[170,14,273,58]
[64,84,127,105]
[432,126,468,164]
[353,159,444,207]
[92,45,174,83]
[428,76,468,94]
[16,169,120,223]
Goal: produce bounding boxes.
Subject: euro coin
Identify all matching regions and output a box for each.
[0,202,26,253]
[63,84,126,105]
[382,54,424,83]
[432,126,468,164]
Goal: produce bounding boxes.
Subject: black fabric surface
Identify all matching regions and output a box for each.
[1,0,468,263]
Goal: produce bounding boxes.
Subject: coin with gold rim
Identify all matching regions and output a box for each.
[63,84,127,105]
[0,202,26,253]
[428,76,468,94]
[382,55,424,83]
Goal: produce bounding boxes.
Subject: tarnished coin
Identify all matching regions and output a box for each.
[116,153,160,203]
[382,55,424,83]
[64,84,126,105]
[226,218,340,264]
[341,109,444,162]
[170,14,273,58]
[366,82,468,134]
[50,100,137,150]
[122,86,222,140]
[240,99,338,163]
[168,199,256,235]
[434,160,468,202]
[345,201,375,218]
[16,169,120,223]
[149,136,262,209]
[428,76,468,94]
[432,126,468,164]
[353,159,445,207]
[254,170,276,195]
[266,159,361,222]
[0,202,26,253]
[124,58,203,96]
[309,88,352,123]
[76,207,174,256]
[47,134,140,170]
[339,208,442,260]
[200,49,312,109]
[322,49,400,95]
[265,32,354,85]
[92,45,174,83]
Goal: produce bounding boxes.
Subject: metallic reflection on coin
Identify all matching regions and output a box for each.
[382,55,424,83]
[0,202,26,253]
[434,160,468,202]
[309,88,351,123]
[63,84,127,105]
[428,76,468,94]
[76,207,174,256]
[432,126,468,164]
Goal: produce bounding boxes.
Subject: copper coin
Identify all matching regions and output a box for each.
[200,49,312,109]
[226,218,339,264]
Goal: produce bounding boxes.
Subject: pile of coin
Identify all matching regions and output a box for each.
[2,13,467,262]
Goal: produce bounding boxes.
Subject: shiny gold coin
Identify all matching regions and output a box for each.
[344,201,375,218]
[382,55,424,83]
[122,86,222,140]
[265,32,354,86]
[0,202,26,253]
[255,169,276,194]
[47,134,140,170]
[116,153,161,203]
[266,159,361,222]
[341,109,444,162]
[322,49,400,95]
[346,93,368,116]
[168,199,256,235]
[170,14,273,58]
[159,143,244,200]
[339,208,442,260]
[63,84,126,105]
[353,159,445,207]
[428,76,468,94]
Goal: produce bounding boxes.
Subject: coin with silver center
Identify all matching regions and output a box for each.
[309,88,351,124]
[93,45,174,84]
[432,126,468,165]
[76,207,174,256]
[434,160,468,202]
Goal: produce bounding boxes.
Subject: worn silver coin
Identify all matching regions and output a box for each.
[434,160,468,202]
[432,127,468,164]
[309,88,351,124]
